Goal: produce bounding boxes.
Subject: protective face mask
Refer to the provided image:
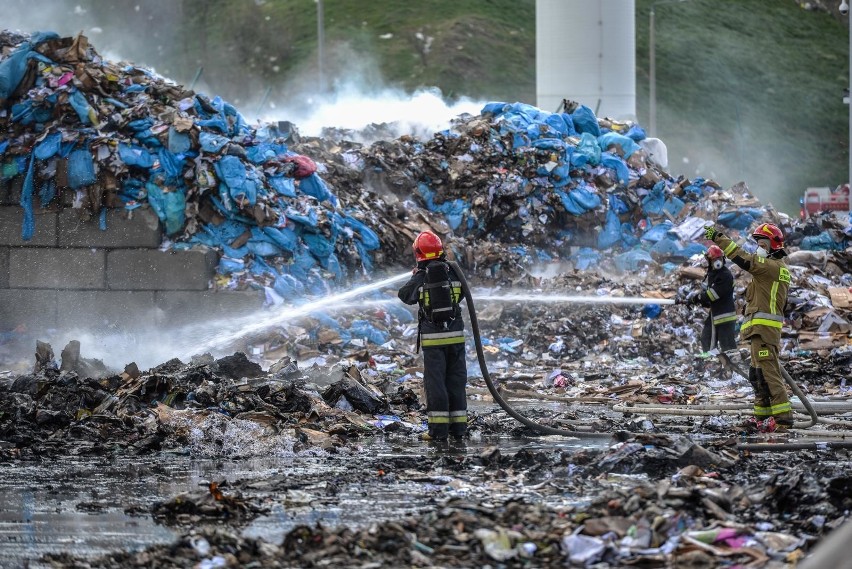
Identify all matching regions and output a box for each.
[755,246,768,258]
[712,260,723,270]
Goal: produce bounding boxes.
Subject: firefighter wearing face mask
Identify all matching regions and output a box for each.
[704,223,793,429]
[687,245,737,354]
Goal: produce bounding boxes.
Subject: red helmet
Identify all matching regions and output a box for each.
[752,223,784,251]
[706,245,724,260]
[413,231,444,262]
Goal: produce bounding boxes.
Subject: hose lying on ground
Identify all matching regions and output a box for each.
[719,352,818,428]
[450,261,614,439]
[737,441,852,452]
[450,261,829,444]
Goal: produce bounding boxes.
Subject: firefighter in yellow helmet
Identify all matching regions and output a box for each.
[704,223,793,430]
[398,231,468,441]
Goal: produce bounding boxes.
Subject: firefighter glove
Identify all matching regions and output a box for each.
[703,226,719,240]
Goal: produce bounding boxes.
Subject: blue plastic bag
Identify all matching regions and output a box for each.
[262,226,299,253]
[573,247,600,270]
[20,155,35,241]
[717,208,763,230]
[571,105,601,137]
[168,127,191,154]
[642,304,662,318]
[614,248,654,272]
[118,144,155,168]
[68,89,96,125]
[641,182,666,215]
[600,152,630,185]
[68,147,97,189]
[349,320,389,345]
[34,132,62,160]
[146,182,186,235]
[598,132,640,158]
[299,173,333,203]
[597,209,622,249]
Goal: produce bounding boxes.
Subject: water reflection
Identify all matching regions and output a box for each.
[0,434,607,566]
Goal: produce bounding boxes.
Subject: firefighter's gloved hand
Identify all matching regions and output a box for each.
[686,290,701,305]
[704,226,719,240]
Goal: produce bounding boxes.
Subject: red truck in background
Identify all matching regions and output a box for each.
[800,185,850,219]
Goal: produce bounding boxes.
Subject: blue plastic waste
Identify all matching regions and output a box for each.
[663,196,685,217]
[20,155,35,240]
[574,133,601,166]
[146,182,186,235]
[801,231,847,251]
[0,31,59,100]
[481,102,509,116]
[68,89,96,125]
[642,304,662,318]
[557,185,602,216]
[597,209,622,249]
[349,320,389,345]
[118,144,155,168]
[625,124,647,142]
[34,132,62,160]
[717,208,763,230]
[168,127,191,154]
[299,173,334,203]
[642,222,673,243]
[600,152,630,185]
[598,132,640,158]
[67,147,97,189]
[614,248,654,272]
[641,182,666,215]
[571,105,601,137]
[574,247,601,270]
[199,131,230,153]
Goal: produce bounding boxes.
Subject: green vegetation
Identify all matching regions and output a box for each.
[79,0,849,215]
[635,0,849,215]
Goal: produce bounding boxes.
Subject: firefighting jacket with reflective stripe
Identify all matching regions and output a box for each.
[398,261,465,348]
[713,234,790,345]
[696,266,737,325]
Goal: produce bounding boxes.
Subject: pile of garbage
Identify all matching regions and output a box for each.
[41,433,851,568]
[7,30,852,299]
[0,30,394,300]
[0,344,437,458]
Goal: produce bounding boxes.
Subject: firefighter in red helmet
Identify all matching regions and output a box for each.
[686,245,738,355]
[398,231,468,441]
[704,222,793,430]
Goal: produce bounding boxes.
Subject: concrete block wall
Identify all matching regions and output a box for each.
[0,205,262,343]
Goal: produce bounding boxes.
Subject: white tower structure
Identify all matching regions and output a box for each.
[536,0,636,120]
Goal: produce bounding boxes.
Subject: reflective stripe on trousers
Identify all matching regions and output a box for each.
[712,311,737,325]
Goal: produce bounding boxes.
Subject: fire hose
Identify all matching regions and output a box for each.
[448,262,848,449]
[450,261,615,439]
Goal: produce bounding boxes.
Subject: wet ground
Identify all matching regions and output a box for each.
[1,433,605,568]
[2,353,851,568]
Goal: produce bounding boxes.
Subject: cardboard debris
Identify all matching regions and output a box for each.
[828,287,852,309]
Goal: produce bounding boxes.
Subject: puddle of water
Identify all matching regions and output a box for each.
[0,435,609,567]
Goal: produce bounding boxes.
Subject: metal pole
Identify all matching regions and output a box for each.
[317,0,325,93]
[649,5,656,137]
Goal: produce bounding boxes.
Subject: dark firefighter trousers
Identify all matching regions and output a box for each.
[700,315,737,353]
[423,343,467,439]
